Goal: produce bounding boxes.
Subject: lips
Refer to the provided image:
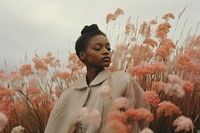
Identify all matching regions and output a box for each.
[101,57,111,62]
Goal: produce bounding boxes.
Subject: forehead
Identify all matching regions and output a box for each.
[88,35,109,46]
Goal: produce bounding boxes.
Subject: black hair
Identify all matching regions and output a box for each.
[75,24,106,60]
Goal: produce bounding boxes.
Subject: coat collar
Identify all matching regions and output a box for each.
[74,69,111,89]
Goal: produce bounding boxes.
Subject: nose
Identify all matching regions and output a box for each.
[102,47,110,55]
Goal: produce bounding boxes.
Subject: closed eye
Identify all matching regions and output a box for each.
[94,48,101,51]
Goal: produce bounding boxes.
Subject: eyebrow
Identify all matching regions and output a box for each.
[93,43,110,46]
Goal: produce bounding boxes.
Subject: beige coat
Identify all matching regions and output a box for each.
[44,69,150,133]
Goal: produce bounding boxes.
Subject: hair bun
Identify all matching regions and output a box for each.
[81,24,99,35]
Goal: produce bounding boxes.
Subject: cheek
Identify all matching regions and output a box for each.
[109,52,112,57]
[87,55,99,62]
[87,52,101,60]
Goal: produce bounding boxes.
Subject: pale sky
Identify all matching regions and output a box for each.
[0,0,199,72]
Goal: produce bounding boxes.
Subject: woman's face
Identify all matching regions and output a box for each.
[83,35,111,69]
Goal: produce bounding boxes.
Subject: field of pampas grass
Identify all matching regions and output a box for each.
[0,8,200,133]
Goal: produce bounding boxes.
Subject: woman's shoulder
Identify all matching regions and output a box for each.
[58,83,75,100]
[60,75,86,96]
[108,70,133,88]
[111,70,130,75]
[110,70,131,80]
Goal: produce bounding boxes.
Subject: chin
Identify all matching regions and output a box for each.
[97,62,111,68]
[102,64,110,68]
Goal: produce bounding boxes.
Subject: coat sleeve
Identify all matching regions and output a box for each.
[109,71,150,131]
[124,74,151,130]
[44,89,71,133]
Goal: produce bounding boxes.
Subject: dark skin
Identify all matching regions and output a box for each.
[79,35,111,85]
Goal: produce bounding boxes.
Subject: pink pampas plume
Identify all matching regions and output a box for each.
[78,107,89,125]
[107,111,128,123]
[139,128,154,133]
[164,74,185,98]
[127,108,154,122]
[157,101,181,117]
[111,97,129,112]
[78,107,102,129]
[98,85,111,99]
[164,83,185,98]
[0,112,8,132]
[89,110,102,128]
[143,90,160,107]
[11,125,25,133]
[173,115,194,132]
[104,120,129,133]
[182,80,194,93]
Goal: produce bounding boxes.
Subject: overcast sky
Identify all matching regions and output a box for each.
[0,0,199,72]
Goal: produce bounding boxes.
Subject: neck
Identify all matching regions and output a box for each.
[86,67,104,85]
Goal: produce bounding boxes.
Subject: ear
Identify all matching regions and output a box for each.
[79,51,86,61]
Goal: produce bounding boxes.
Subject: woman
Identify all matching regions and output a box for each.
[44,24,149,133]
